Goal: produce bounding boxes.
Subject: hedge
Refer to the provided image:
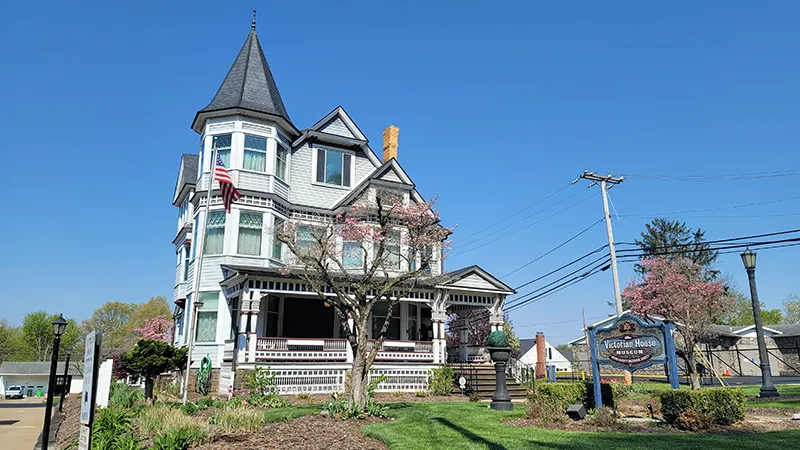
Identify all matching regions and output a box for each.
[660,388,746,426]
[529,382,615,412]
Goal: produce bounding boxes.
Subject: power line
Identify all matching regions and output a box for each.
[615,228,800,252]
[619,195,800,218]
[512,245,609,291]
[451,186,593,250]
[453,183,573,243]
[616,236,800,259]
[501,218,604,278]
[506,262,610,312]
[621,170,798,182]
[507,256,611,308]
[450,194,596,256]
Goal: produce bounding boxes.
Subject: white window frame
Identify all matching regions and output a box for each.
[237,210,263,256]
[242,134,268,173]
[311,145,355,189]
[275,143,289,181]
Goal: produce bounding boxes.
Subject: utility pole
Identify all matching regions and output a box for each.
[579,171,624,315]
[579,171,628,385]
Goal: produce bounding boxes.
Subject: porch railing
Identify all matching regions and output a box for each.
[368,340,435,362]
[254,337,348,361]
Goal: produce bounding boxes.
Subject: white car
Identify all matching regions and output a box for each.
[5,386,23,399]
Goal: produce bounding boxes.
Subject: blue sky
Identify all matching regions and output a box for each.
[1,2,798,344]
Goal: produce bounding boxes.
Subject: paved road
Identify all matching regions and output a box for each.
[0,397,45,450]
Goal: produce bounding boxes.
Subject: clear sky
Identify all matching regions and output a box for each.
[1,1,798,344]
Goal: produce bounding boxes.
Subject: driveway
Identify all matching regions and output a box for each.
[0,397,45,450]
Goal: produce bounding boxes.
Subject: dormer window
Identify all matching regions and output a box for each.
[213,134,232,168]
[315,148,352,187]
[243,135,267,172]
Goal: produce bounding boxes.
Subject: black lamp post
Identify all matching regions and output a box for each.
[42,314,67,450]
[59,347,73,413]
[741,248,779,398]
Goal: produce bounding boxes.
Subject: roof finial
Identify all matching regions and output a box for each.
[251,8,257,31]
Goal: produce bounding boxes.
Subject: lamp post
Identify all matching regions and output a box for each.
[42,314,68,450]
[741,248,779,398]
[59,347,73,413]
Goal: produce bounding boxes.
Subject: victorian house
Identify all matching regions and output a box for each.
[171,23,514,395]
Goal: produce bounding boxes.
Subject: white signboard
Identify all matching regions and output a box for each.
[78,424,91,450]
[80,332,98,425]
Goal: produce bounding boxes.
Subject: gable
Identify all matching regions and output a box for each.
[376,168,403,183]
[319,117,355,139]
[440,265,515,294]
[450,273,500,291]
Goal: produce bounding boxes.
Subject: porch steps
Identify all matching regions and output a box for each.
[449,364,529,400]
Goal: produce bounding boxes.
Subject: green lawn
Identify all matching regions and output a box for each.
[362,402,800,450]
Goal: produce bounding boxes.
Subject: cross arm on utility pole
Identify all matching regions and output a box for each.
[579,171,624,185]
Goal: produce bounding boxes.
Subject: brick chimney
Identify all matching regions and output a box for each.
[535,332,547,379]
[382,125,399,162]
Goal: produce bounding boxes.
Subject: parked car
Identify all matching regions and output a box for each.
[5,385,23,399]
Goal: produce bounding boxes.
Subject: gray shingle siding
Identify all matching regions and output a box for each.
[320,117,355,138]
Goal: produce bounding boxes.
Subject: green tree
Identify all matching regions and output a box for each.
[82,302,137,356]
[719,292,784,326]
[120,339,187,404]
[20,311,80,362]
[0,321,24,363]
[130,296,172,330]
[783,294,800,324]
[635,218,718,279]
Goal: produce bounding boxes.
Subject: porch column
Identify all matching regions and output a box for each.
[432,293,448,364]
[346,316,354,363]
[489,296,505,333]
[247,295,261,363]
[237,296,250,364]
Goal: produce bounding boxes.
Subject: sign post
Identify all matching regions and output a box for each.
[79,331,102,450]
[588,314,679,408]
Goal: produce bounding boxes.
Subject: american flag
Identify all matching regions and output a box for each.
[215,152,241,213]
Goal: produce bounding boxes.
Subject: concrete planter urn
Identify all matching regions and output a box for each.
[487,331,513,411]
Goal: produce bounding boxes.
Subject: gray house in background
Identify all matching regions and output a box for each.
[0,362,83,398]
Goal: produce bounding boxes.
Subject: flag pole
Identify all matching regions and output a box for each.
[183,145,216,405]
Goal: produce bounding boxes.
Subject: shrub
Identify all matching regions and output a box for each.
[526,382,616,423]
[659,388,746,427]
[468,392,482,402]
[677,407,712,431]
[428,366,455,396]
[109,383,145,409]
[211,406,264,432]
[367,374,387,399]
[298,393,311,400]
[195,396,224,410]
[365,399,388,418]
[586,405,617,427]
[136,406,210,445]
[487,330,509,347]
[415,391,428,398]
[391,391,404,397]
[240,367,287,408]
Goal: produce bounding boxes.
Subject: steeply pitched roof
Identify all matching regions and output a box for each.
[173,153,199,205]
[519,338,537,356]
[192,28,296,134]
[438,265,516,294]
[0,361,82,376]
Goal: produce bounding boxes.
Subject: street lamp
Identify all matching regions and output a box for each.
[740,248,779,398]
[59,347,74,413]
[42,314,68,450]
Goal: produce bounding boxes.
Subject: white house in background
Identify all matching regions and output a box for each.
[519,336,572,372]
[170,22,514,395]
[0,362,83,398]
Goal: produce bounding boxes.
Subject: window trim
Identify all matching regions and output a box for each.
[211,134,233,170]
[242,134,268,173]
[311,145,355,189]
[203,210,226,255]
[275,143,289,181]
[237,210,263,256]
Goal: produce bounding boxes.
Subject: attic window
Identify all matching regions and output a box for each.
[316,148,351,187]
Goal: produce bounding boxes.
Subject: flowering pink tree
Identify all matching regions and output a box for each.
[134,316,173,343]
[622,257,733,389]
[278,190,452,410]
[445,312,521,356]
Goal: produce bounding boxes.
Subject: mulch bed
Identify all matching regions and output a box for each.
[196,415,389,450]
[55,396,82,450]
[287,392,468,405]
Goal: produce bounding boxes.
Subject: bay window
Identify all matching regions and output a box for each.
[212,134,232,168]
[204,211,226,255]
[272,217,284,259]
[296,225,320,256]
[243,135,267,172]
[195,292,219,343]
[182,246,190,281]
[237,211,263,256]
[315,148,352,187]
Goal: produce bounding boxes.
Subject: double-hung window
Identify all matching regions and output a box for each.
[275,145,288,180]
[376,230,401,270]
[182,246,190,281]
[212,134,232,168]
[237,211,263,256]
[195,292,219,343]
[296,225,320,256]
[204,211,226,255]
[315,148,351,187]
[342,240,363,268]
[243,135,267,172]
[272,217,284,260]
